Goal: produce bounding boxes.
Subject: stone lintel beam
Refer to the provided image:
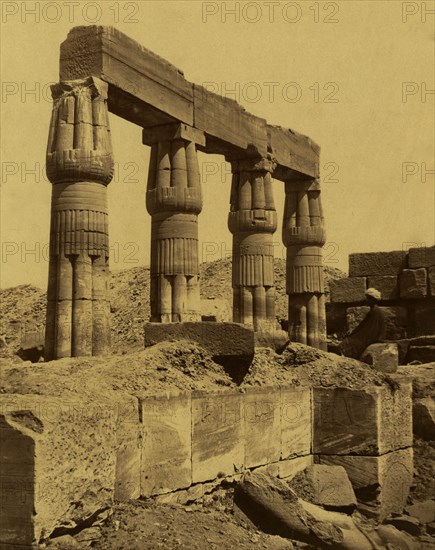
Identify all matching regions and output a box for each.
[142,122,206,147]
[60,25,319,179]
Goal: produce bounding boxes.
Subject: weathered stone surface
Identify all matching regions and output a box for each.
[115,395,141,500]
[289,465,357,509]
[408,246,435,269]
[400,268,427,298]
[0,394,118,547]
[281,388,311,458]
[349,251,407,277]
[367,275,399,301]
[140,392,192,496]
[346,306,407,340]
[374,524,418,549]
[318,448,413,521]
[243,387,281,468]
[313,384,412,455]
[192,391,244,483]
[413,303,435,337]
[254,329,289,352]
[405,500,435,524]
[330,277,367,303]
[360,343,398,373]
[200,298,232,322]
[428,267,435,296]
[413,397,435,441]
[396,339,410,365]
[407,345,435,364]
[385,515,422,536]
[144,322,254,367]
[278,455,313,480]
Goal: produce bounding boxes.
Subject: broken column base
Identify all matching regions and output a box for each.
[144,322,255,382]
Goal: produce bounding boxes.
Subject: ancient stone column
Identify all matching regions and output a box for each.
[282,178,327,350]
[144,124,204,322]
[45,77,114,360]
[228,156,277,331]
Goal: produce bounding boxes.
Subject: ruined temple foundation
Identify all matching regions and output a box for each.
[45,77,113,360]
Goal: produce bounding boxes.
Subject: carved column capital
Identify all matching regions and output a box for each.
[46,76,114,185]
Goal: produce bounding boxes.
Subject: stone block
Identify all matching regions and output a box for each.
[0,394,118,547]
[115,395,141,500]
[329,277,366,303]
[140,392,192,496]
[144,322,254,375]
[192,391,244,483]
[413,302,435,336]
[278,455,313,480]
[349,251,407,277]
[243,387,281,468]
[367,276,399,301]
[346,306,407,340]
[317,448,413,521]
[428,267,435,296]
[281,387,312,458]
[405,500,435,525]
[408,246,435,268]
[360,343,398,373]
[313,384,412,455]
[289,464,357,509]
[400,268,427,298]
[413,397,435,441]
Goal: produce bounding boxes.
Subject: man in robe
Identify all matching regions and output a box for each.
[340,288,386,359]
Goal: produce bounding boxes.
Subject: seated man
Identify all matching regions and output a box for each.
[340,288,385,359]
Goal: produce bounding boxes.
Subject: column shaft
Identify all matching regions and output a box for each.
[45,77,113,360]
[228,156,277,331]
[283,180,327,350]
[146,131,203,322]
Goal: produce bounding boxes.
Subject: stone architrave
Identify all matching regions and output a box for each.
[144,124,204,322]
[282,178,327,349]
[228,156,278,332]
[45,77,114,360]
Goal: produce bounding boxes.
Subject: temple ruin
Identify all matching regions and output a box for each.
[44,25,327,360]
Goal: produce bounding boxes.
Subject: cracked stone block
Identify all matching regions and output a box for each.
[367,276,399,301]
[140,392,192,496]
[330,277,367,303]
[400,268,427,298]
[349,251,407,277]
[360,343,398,373]
[428,267,435,296]
[115,395,141,501]
[408,246,435,268]
[317,448,413,521]
[192,391,244,483]
[278,455,313,480]
[0,394,118,547]
[243,387,281,468]
[313,383,412,455]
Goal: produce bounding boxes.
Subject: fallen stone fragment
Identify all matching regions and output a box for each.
[413,397,435,441]
[234,471,377,549]
[288,465,356,511]
[374,524,417,550]
[385,515,422,536]
[405,500,435,525]
[360,343,398,373]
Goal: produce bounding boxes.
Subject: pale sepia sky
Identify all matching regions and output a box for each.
[1,0,434,289]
